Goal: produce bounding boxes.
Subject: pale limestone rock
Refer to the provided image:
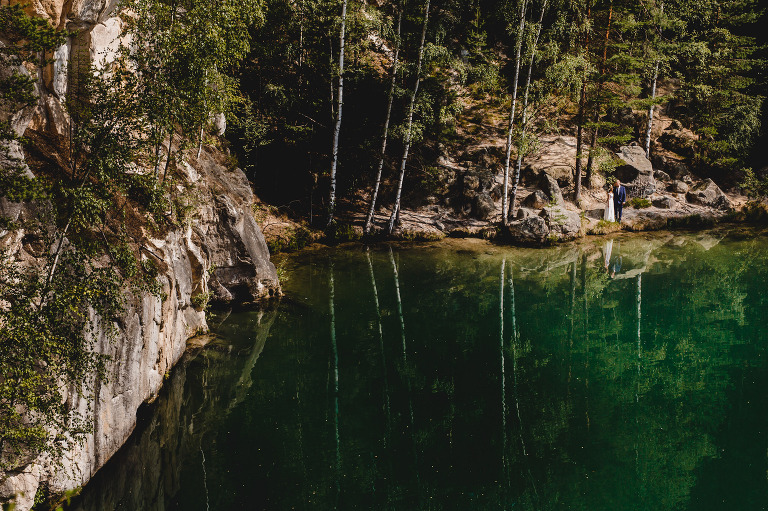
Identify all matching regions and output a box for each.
[539,206,582,241]
[213,112,227,136]
[0,465,41,511]
[51,41,70,97]
[523,135,577,187]
[89,17,123,69]
[0,146,279,511]
[615,145,656,198]
[686,179,732,210]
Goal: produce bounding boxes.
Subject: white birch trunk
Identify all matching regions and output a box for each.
[502,0,528,225]
[644,62,659,159]
[511,0,547,218]
[366,249,391,434]
[365,9,403,235]
[386,0,431,235]
[326,0,348,227]
[644,2,663,158]
[329,263,341,496]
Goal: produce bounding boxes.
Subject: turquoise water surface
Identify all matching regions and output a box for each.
[69,230,768,510]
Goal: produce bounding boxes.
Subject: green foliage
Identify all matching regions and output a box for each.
[324,221,361,244]
[191,291,212,311]
[0,246,119,468]
[267,226,314,254]
[628,197,652,208]
[0,1,261,469]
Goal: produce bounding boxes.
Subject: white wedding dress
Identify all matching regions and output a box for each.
[604,192,616,222]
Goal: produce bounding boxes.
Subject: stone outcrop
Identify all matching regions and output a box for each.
[0,1,279,509]
[523,135,576,187]
[686,179,733,210]
[0,148,279,510]
[539,206,582,241]
[66,311,277,511]
[615,145,656,198]
[473,192,495,220]
[507,215,550,244]
[537,173,564,205]
[652,196,676,209]
[668,180,689,194]
[507,205,582,244]
[522,189,548,209]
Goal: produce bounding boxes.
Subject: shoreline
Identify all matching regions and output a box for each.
[266,201,767,255]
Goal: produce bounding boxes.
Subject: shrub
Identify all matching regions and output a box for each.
[628,197,651,208]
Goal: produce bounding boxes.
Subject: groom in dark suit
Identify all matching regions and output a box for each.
[613,179,627,222]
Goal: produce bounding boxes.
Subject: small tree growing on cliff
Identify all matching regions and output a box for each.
[0,6,165,470]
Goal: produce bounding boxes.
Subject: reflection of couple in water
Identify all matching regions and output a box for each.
[603,240,622,279]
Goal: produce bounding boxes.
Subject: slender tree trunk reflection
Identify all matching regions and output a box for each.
[329,263,341,502]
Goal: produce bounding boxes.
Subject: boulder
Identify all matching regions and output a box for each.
[652,196,676,209]
[654,169,671,181]
[522,189,549,209]
[523,135,576,187]
[588,171,606,189]
[473,192,495,220]
[668,180,689,194]
[615,145,656,198]
[508,215,550,244]
[538,173,564,205]
[686,179,732,210]
[516,207,533,219]
[539,206,582,241]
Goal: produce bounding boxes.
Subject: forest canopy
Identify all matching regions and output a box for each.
[225,0,767,222]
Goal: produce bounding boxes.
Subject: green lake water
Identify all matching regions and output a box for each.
[68,230,768,511]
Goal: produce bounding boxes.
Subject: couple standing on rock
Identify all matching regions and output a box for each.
[604,179,627,223]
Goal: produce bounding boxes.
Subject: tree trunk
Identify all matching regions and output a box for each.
[326,0,348,228]
[511,0,547,218]
[508,267,529,459]
[574,2,591,203]
[365,8,402,235]
[586,0,612,183]
[644,62,659,159]
[499,258,508,503]
[574,84,586,202]
[366,249,391,438]
[644,2,663,159]
[387,0,430,235]
[502,0,528,225]
[328,261,341,498]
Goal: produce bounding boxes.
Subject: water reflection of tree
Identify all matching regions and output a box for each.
[79,236,768,511]
[504,235,767,511]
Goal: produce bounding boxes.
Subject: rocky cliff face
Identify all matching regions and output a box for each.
[0,1,279,509]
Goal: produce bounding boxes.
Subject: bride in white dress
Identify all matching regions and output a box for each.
[604,189,616,222]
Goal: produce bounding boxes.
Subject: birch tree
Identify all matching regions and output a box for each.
[510,0,547,218]
[364,7,403,235]
[326,0,349,227]
[386,0,431,235]
[643,2,664,159]
[502,0,528,225]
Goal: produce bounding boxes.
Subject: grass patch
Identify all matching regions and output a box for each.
[587,219,621,235]
[267,226,314,254]
[324,222,362,244]
[627,197,652,209]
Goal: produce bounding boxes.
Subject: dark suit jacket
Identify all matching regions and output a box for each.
[613,185,626,204]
